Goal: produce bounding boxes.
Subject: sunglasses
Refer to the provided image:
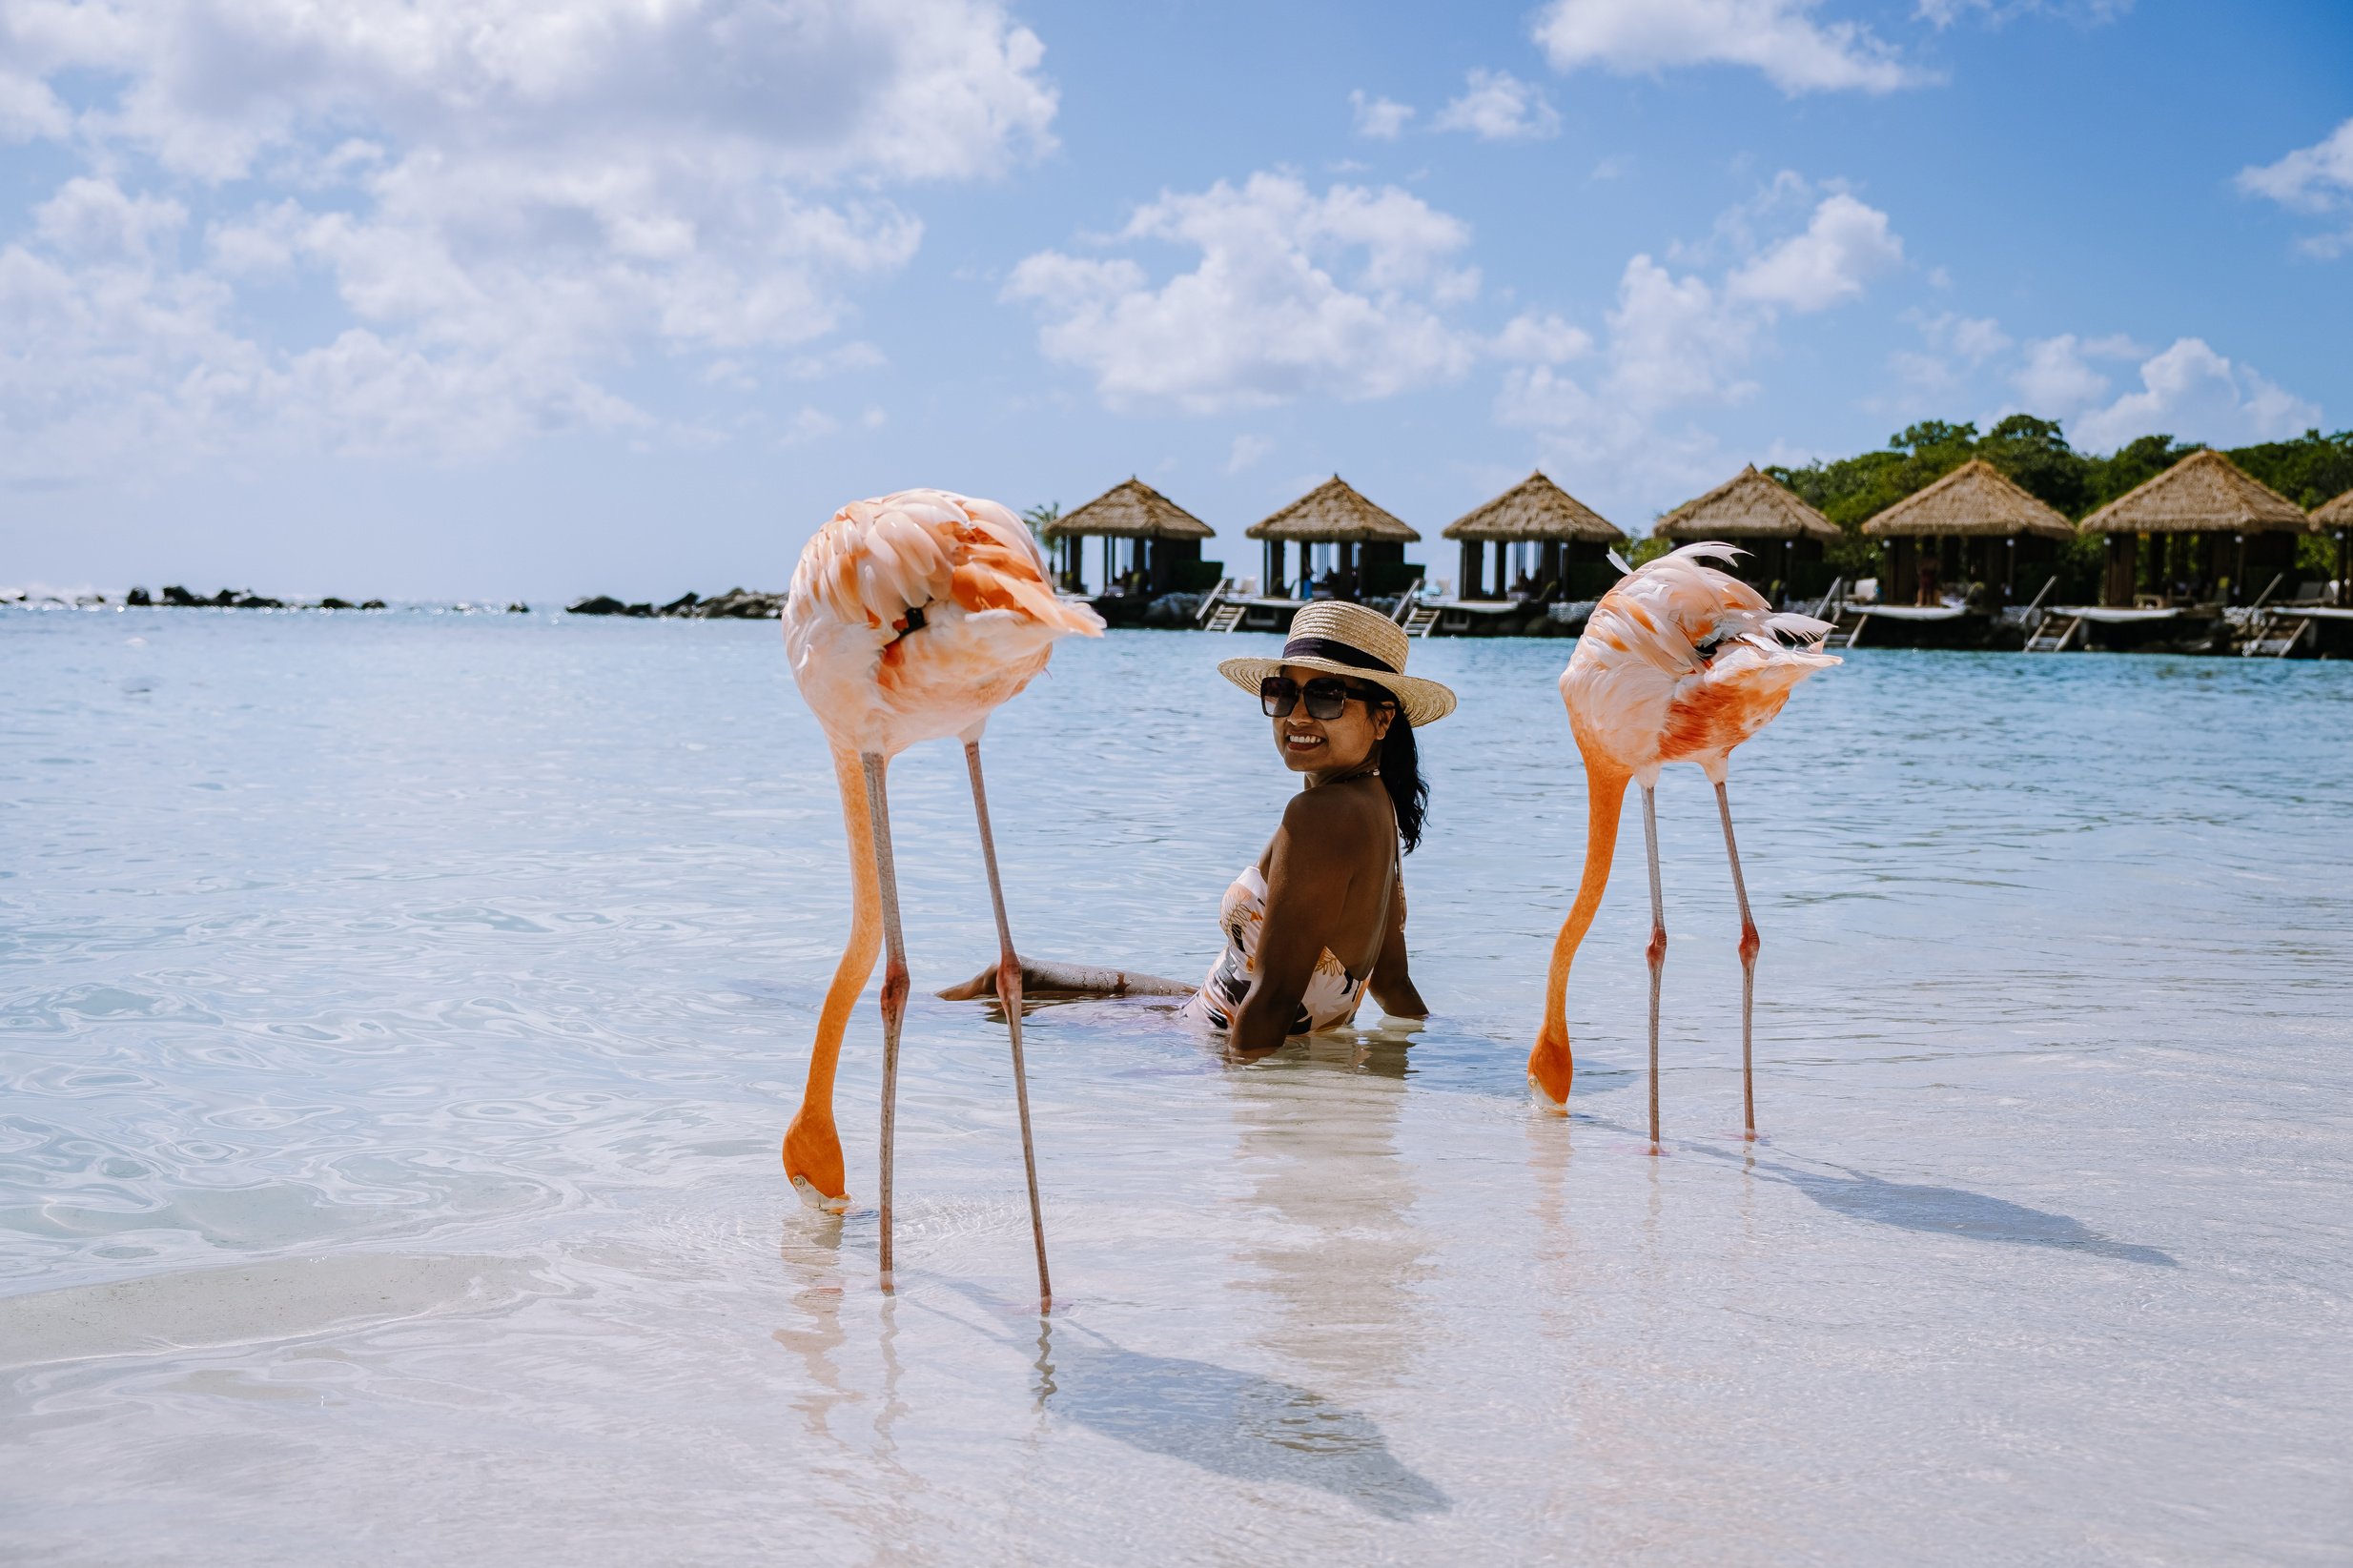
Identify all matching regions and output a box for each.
[1260,675,1392,721]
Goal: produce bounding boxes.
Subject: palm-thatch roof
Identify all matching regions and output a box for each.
[1245,476,1420,542]
[1442,471,1623,543]
[1652,465,1839,541]
[1037,478,1214,540]
[2311,486,2353,528]
[2081,449,2311,536]
[1860,459,2075,540]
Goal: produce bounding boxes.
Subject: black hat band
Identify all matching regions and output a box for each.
[1280,636,1396,674]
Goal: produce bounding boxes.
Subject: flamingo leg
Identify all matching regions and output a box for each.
[1642,781,1666,1153]
[785,747,879,1213]
[1714,779,1762,1141]
[863,751,911,1288]
[964,738,1053,1313]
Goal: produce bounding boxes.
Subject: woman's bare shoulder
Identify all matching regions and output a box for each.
[1279,777,1391,850]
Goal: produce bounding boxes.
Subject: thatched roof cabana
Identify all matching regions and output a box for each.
[1442,471,1622,543]
[2079,450,2312,609]
[1861,459,2074,609]
[1038,478,1213,541]
[1247,476,1420,542]
[1245,477,1418,602]
[1860,460,2074,540]
[1035,478,1217,600]
[2308,486,2353,528]
[2080,449,2309,536]
[1653,465,1840,542]
[1440,471,1622,603]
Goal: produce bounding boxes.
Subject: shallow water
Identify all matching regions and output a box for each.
[3,608,2350,1565]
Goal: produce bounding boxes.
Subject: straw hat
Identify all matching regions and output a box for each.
[1217,601,1457,726]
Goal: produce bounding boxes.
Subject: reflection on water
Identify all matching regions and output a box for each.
[1231,1032,1426,1395]
[3,613,2349,1563]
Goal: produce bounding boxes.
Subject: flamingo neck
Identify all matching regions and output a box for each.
[1541,762,1630,1041]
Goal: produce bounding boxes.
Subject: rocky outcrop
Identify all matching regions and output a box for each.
[685,587,784,619]
[153,586,287,608]
[561,587,784,619]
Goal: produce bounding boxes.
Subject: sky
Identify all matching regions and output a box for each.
[3,0,2350,601]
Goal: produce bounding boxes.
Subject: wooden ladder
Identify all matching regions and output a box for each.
[2241,613,2307,658]
[2025,614,2082,653]
[1204,601,1247,633]
[1402,603,1442,637]
[1821,610,1868,650]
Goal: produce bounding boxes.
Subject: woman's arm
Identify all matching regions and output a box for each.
[1229,793,1356,1054]
[1365,870,1427,1021]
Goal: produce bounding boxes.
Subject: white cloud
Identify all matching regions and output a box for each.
[778,407,842,447]
[35,177,188,260]
[1938,314,2011,363]
[1915,0,2134,25]
[1532,0,1922,96]
[2011,334,2114,413]
[0,0,1055,478]
[1349,90,1415,140]
[1727,193,1905,310]
[2238,117,2353,256]
[1225,434,1275,473]
[2071,338,2320,452]
[1497,187,1904,513]
[1003,173,1483,413]
[1889,309,2010,396]
[1491,312,1594,364]
[1432,70,1562,142]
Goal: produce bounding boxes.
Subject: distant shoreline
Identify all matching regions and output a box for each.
[0,585,788,619]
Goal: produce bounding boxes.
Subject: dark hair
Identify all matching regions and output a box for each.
[1379,710,1427,854]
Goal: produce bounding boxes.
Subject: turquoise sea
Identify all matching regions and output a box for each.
[3,607,2350,1564]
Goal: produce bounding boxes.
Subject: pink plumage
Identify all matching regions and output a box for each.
[780,488,1099,1304]
[786,488,1103,757]
[1533,541,1837,1146]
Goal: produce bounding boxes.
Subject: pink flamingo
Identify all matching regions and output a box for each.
[782,489,1102,1301]
[1528,543,1836,1149]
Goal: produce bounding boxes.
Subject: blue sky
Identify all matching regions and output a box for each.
[4,0,2349,600]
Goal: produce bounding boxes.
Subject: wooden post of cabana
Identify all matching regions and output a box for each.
[1036,478,1218,602]
[1439,470,1625,618]
[1243,477,1420,606]
[2079,450,2310,610]
[1857,460,2075,644]
[2315,487,2353,608]
[1651,465,1840,604]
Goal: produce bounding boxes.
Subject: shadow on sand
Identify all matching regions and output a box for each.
[918,1273,1448,1521]
[1766,1161,2179,1267]
[1619,1129,2180,1267]
[1030,1316,1450,1521]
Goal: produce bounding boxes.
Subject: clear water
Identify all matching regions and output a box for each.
[4,609,2349,1565]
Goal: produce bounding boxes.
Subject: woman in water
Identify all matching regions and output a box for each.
[941,602,1453,1054]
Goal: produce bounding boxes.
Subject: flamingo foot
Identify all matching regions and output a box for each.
[784,1110,849,1213]
[1526,1036,1573,1114]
